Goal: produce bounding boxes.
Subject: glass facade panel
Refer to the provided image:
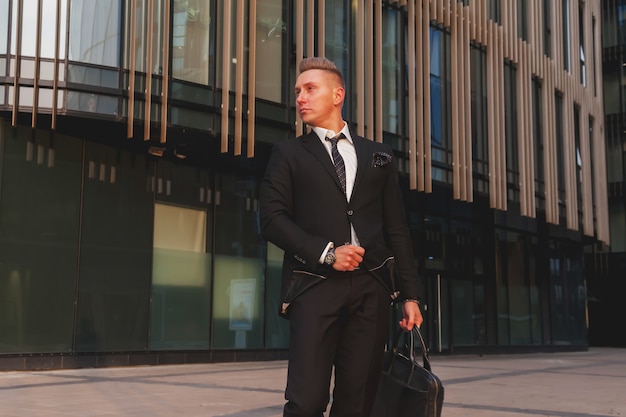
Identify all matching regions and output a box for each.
[10,0,67,58]
[75,143,153,351]
[67,65,120,89]
[0,0,7,54]
[507,233,531,345]
[451,279,475,346]
[41,0,67,58]
[66,92,119,116]
[325,0,349,117]
[382,8,401,134]
[430,28,444,153]
[256,0,285,102]
[212,174,265,349]
[495,230,510,345]
[151,203,211,350]
[0,123,81,353]
[18,0,37,55]
[264,242,289,348]
[69,0,121,67]
[471,47,488,181]
[172,0,211,85]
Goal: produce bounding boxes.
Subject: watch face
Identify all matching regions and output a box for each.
[325,252,336,265]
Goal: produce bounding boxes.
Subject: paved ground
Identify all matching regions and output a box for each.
[0,347,624,417]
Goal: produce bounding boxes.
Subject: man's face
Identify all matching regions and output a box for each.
[294,69,343,129]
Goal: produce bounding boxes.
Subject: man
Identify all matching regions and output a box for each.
[259,57,423,417]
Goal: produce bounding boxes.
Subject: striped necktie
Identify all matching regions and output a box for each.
[326,133,347,193]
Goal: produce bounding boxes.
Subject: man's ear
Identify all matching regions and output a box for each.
[333,86,345,106]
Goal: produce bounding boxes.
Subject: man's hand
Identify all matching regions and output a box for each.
[332,245,365,271]
[399,300,423,331]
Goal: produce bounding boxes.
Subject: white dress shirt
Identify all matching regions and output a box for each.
[312,123,360,262]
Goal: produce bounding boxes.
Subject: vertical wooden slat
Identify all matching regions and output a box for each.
[295,1,304,137]
[375,0,383,143]
[234,0,245,155]
[31,0,43,128]
[423,0,432,192]
[221,0,232,152]
[498,25,507,210]
[451,2,460,200]
[127,0,137,139]
[463,6,474,202]
[160,0,171,144]
[542,57,552,223]
[517,40,528,216]
[307,0,314,56]
[487,22,496,208]
[563,80,573,229]
[356,0,365,137]
[547,59,563,224]
[526,47,536,218]
[365,0,374,140]
[458,4,467,201]
[51,0,62,130]
[11,0,24,127]
[416,0,424,190]
[247,0,257,157]
[408,0,417,190]
[144,0,155,140]
[318,0,325,57]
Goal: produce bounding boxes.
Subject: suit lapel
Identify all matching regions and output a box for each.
[351,133,371,198]
[301,131,345,193]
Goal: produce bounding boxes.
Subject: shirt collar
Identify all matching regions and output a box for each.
[313,122,353,144]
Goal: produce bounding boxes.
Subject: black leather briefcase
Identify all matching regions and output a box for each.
[371,325,444,417]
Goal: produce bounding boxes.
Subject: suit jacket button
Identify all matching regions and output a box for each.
[347,210,353,216]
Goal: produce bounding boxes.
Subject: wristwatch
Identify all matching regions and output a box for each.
[324,247,336,265]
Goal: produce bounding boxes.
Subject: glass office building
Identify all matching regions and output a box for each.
[0,0,609,370]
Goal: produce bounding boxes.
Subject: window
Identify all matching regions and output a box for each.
[471,46,489,192]
[382,7,402,134]
[562,0,570,72]
[532,78,544,205]
[517,0,528,41]
[504,62,519,202]
[69,0,121,67]
[544,0,552,58]
[579,1,586,86]
[555,93,566,212]
[489,0,502,24]
[256,0,286,102]
[172,0,211,85]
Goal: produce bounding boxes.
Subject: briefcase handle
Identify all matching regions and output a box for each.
[390,325,432,372]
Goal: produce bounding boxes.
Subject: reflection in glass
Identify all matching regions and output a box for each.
[9,0,68,58]
[151,203,211,349]
[172,0,210,84]
[212,174,265,349]
[265,242,288,348]
[256,0,284,102]
[1,0,8,54]
[0,122,81,353]
[430,28,444,151]
[69,0,120,66]
[75,143,153,352]
[382,7,400,134]
[67,92,118,116]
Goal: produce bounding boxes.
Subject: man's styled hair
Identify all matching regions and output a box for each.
[299,57,345,88]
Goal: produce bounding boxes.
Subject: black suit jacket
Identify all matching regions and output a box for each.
[259,129,419,310]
